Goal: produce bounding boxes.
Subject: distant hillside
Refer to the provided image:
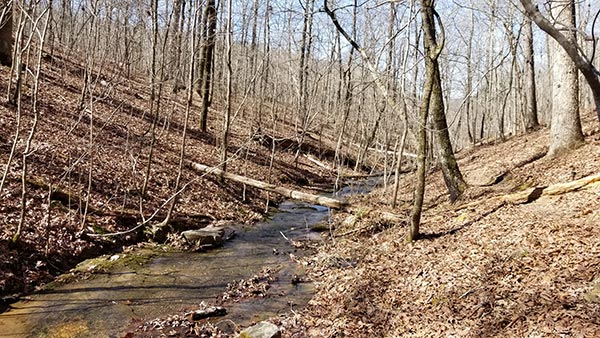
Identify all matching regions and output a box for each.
[0,50,342,298]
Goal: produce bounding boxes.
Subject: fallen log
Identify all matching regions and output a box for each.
[457,172,600,211]
[189,162,348,209]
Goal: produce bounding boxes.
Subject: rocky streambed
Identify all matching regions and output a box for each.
[0,199,333,338]
[0,177,379,337]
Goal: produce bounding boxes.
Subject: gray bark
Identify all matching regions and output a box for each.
[546,0,585,157]
[524,15,540,130]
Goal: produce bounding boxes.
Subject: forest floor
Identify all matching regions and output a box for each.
[280,113,600,337]
[129,113,600,338]
[3,49,600,338]
[0,51,341,304]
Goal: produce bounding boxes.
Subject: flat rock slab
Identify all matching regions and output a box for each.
[186,306,227,321]
[182,226,234,247]
[239,321,281,338]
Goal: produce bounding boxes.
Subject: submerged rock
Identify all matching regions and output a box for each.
[238,321,281,338]
[310,222,332,232]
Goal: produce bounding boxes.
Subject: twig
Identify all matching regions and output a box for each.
[280,231,291,242]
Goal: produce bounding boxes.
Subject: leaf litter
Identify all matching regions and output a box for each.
[282,113,600,337]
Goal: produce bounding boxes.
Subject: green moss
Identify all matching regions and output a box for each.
[310,222,332,232]
[515,181,533,191]
[354,207,371,221]
[42,250,157,290]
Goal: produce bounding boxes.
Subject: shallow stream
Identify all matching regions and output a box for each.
[0,177,378,338]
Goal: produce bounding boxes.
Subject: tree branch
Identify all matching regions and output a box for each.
[519,0,600,121]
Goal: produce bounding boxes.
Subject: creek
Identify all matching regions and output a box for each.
[0,177,379,338]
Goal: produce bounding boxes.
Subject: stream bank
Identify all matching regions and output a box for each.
[0,199,334,338]
[0,177,380,338]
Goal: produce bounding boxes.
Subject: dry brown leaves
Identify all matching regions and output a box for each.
[288,115,600,337]
[0,51,335,300]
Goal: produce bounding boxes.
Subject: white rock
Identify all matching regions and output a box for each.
[238,322,281,338]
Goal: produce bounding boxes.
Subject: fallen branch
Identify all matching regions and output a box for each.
[542,172,600,195]
[189,161,348,209]
[464,146,546,187]
[304,154,334,171]
[367,147,418,159]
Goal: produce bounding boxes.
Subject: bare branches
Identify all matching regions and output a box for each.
[519,0,600,121]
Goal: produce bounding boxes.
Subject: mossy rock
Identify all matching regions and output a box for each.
[43,250,157,289]
[310,223,332,232]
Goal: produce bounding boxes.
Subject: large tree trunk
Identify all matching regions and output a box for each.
[520,0,600,122]
[431,60,467,202]
[0,0,12,66]
[547,0,584,157]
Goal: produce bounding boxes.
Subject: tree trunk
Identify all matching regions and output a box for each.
[171,0,185,92]
[520,0,600,122]
[547,0,584,157]
[426,5,467,202]
[333,2,357,176]
[295,0,315,164]
[465,1,475,144]
[162,1,200,228]
[221,0,233,176]
[0,0,12,66]
[523,15,539,130]
[410,0,438,241]
[198,0,217,132]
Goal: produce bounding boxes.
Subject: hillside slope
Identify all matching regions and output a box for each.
[283,113,600,337]
[0,52,339,299]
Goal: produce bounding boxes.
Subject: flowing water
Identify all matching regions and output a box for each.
[0,177,379,338]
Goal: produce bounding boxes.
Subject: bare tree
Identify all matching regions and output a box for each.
[295,0,315,163]
[13,2,51,242]
[197,0,217,132]
[427,5,467,202]
[410,0,445,241]
[521,0,584,156]
[523,14,540,130]
[220,0,233,175]
[170,0,185,92]
[162,1,201,230]
[520,0,600,122]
